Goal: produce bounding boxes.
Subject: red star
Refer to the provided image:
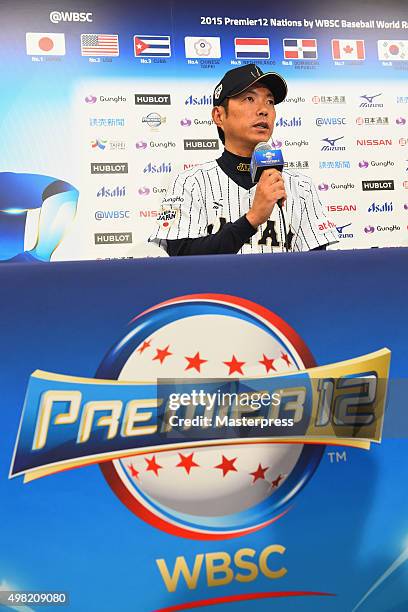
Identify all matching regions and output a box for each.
[271,474,284,488]
[128,464,140,479]
[223,355,245,375]
[153,345,172,364]
[281,352,292,367]
[138,340,151,354]
[145,455,162,476]
[134,37,149,56]
[176,452,200,474]
[250,463,269,483]
[185,351,207,373]
[215,455,238,477]
[259,354,276,373]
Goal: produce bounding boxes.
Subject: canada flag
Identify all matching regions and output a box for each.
[331,39,365,60]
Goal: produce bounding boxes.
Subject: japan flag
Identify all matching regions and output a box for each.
[26,33,66,56]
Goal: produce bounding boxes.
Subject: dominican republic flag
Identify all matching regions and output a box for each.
[283,39,318,60]
[234,38,270,59]
[331,39,365,60]
[377,40,408,60]
[134,35,171,58]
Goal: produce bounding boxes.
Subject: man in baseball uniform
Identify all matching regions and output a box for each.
[150,64,338,255]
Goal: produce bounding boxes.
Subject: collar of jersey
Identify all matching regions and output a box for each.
[216,149,255,191]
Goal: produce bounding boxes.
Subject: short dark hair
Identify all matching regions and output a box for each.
[216,99,229,145]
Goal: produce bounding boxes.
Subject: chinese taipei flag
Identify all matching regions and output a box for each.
[332,39,365,60]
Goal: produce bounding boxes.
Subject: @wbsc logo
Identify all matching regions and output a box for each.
[10,295,389,539]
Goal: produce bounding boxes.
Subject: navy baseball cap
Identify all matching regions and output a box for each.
[213,64,288,143]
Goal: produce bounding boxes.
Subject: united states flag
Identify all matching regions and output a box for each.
[81,34,119,57]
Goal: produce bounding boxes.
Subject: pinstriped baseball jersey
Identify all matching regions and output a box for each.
[150,161,339,253]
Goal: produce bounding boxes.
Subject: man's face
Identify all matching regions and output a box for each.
[213,84,276,154]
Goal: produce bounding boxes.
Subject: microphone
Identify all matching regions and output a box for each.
[250,142,285,207]
[251,142,289,250]
[250,141,284,180]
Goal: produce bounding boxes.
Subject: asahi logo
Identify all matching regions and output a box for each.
[362,180,394,191]
[184,139,219,150]
[143,162,172,173]
[97,186,126,197]
[134,94,171,105]
[185,94,213,105]
[94,232,132,244]
[275,116,302,128]
[91,163,128,174]
[367,202,393,213]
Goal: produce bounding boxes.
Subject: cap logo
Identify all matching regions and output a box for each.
[214,84,223,100]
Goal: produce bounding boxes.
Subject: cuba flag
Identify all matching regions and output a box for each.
[134,35,171,57]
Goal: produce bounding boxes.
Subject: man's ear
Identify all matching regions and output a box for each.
[212,106,224,129]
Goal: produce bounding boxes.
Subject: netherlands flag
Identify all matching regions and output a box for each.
[134,35,171,57]
[234,38,270,59]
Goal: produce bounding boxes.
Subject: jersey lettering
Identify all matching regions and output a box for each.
[258,221,280,247]
[207,217,227,235]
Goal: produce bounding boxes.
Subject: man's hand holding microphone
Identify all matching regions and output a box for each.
[246,143,286,229]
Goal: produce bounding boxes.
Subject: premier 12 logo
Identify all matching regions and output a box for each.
[9,295,389,539]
